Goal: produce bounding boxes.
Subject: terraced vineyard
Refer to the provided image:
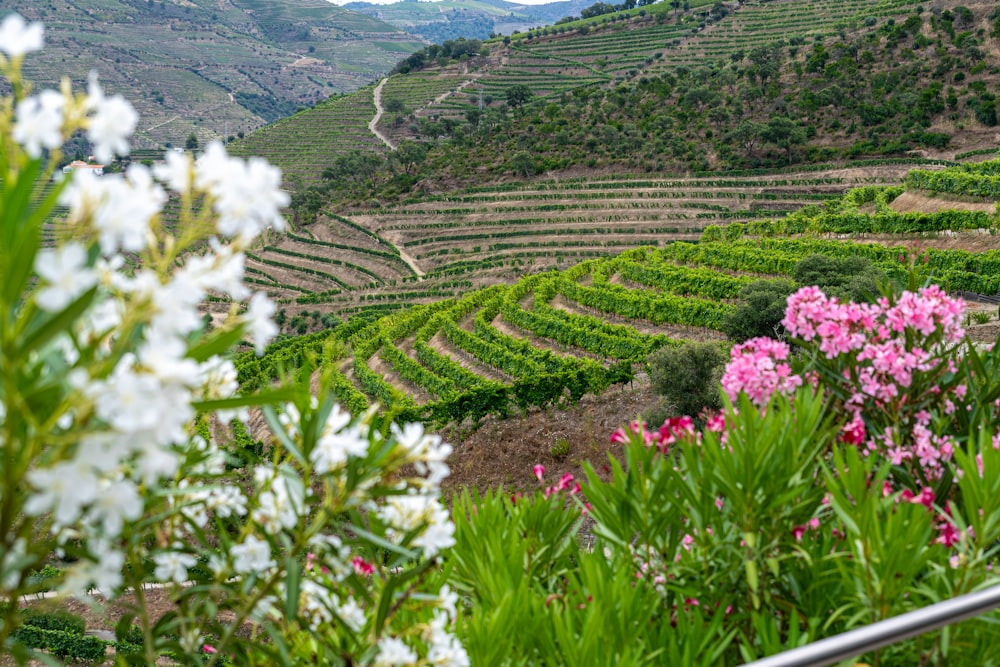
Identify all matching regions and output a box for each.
[661,0,923,68]
[226,159,961,324]
[343,161,936,280]
[240,228,1000,426]
[229,87,383,186]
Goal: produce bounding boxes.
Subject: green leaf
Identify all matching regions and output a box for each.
[193,387,298,413]
[186,325,247,363]
[284,555,300,621]
[347,523,417,559]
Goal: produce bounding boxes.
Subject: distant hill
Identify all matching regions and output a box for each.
[3,0,426,151]
[343,0,596,41]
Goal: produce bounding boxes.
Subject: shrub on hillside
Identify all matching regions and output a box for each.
[792,253,885,303]
[646,341,726,424]
[721,279,796,342]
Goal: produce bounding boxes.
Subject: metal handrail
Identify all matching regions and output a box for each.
[743,584,1000,667]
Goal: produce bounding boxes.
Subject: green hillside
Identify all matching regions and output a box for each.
[3,0,424,150]
[239,0,998,198]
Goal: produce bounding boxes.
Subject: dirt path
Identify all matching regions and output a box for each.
[369,78,397,151]
[431,78,479,107]
[397,248,425,278]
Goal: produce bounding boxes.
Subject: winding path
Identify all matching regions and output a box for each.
[369,78,397,151]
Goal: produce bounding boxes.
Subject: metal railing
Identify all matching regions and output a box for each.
[743,585,1000,667]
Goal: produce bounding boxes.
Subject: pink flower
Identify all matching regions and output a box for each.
[352,556,374,576]
[532,464,545,482]
[720,337,803,406]
[841,414,866,445]
[656,416,695,452]
[936,521,960,547]
[202,645,218,654]
[705,412,726,433]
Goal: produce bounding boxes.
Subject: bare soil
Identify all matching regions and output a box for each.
[441,375,654,494]
[890,191,998,214]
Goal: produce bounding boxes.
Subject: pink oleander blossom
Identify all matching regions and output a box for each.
[352,556,374,576]
[721,337,802,406]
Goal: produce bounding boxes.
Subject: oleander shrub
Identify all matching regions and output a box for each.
[0,17,464,667]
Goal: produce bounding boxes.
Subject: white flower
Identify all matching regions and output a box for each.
[13,89,64,158]
[75,433,131,473]
[153,551,196,584]
[392,422,452,486]
[153,148,193,193]
[61,542,125,595]
[83,297,123,342]
[374,636,418,667]
[380,495,435,533]
[178,241,249,300]
[0,13,43,58]
[437,585,459,621]
[337,595,365,632]
[231,535,275,574]
[193,141,231,191]
[245,292,278,355]
[91,363,166,435]
[62,166,164,254]
[413,514,456,557]
[148,272,205,338]
[34,242,97,312]
[311,423,369,474]
[85,478,143,537]
[88,96,136,163]
[426,614,469,667]
[139,331,201,387]
[134,445,181,485]
[299,579,335,630]
[197,356,239,401]
[205,486,247,518]
[24,460,101,526]
[194,142,288,240]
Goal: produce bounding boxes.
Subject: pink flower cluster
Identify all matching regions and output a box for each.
[610,416,696,453]
[781,284,964,358]
[721,285,968,480]
[721,337,802,406]
[531,465,580,499]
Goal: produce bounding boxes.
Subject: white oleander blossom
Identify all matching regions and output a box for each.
[34,242,98,311]
[374,636,418,667]
[60,166,165,254]
[153,148,193,193]
[153,551,197,585]
[0,13,44,58]
[231,535,276,574]
[195,142,289,240]
[379,495,456,557]
[85,72,138,163]
[13,89,64,158]
[246,291,279,355]
[425,613,471,667]
[311,409,369,474]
